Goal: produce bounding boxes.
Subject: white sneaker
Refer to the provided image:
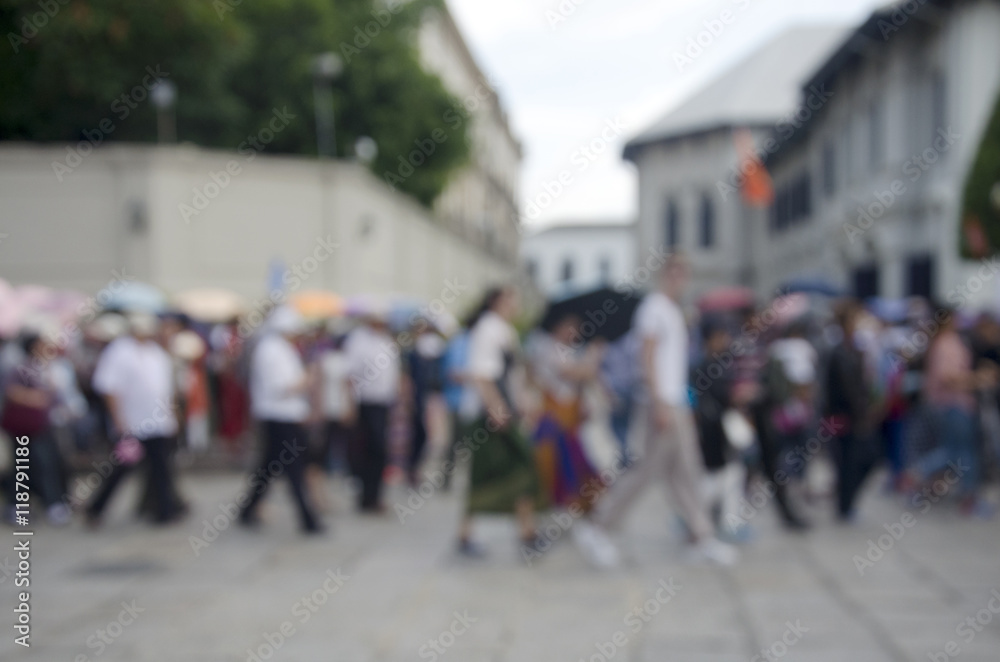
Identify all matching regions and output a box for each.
[573,520,621,569]
[687,538,739,566]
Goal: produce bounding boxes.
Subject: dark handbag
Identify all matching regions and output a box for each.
[0,397,49,435]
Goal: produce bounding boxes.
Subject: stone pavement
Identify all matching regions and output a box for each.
[2,464,1000,662]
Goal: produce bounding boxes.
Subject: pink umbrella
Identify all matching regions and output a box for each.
[0,279,23,338]
[697,286,755,313]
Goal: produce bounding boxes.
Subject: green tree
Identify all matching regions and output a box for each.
[0,0,469,205]
[961,87,1000,257]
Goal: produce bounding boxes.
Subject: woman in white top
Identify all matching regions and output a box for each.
[455,287,540,558]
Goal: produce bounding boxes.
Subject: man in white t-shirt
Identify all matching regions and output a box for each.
[86,313,182,526]
[579,254,738,567]
[239,306,321,533]
[344,311,401,512]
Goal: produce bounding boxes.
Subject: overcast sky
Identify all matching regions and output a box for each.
[444,0,890,230]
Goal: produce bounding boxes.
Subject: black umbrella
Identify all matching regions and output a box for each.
[538,287,640,342]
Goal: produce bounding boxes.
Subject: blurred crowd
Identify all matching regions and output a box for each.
[2,259,999,567]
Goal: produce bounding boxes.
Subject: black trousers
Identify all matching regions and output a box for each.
[835,431,878,518]
[751,403,801,525]
[87,435,178,523]
[357,404,390,509]
[240,420,318,531]
[407,399,428,477]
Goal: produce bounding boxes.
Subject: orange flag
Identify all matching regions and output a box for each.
[734,129,774,208]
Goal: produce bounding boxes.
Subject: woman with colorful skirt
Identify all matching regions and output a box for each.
[528,313,605,513]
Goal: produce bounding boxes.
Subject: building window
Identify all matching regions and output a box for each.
[771,171,812,233]
[906,254,935,299]
[561,257,574,284]
[822,141,836,198]
[598,256,611,284]
[699,194,715,248]
[853,264,880,299]
[868,99,883,170]
[665,199,680,248]
[931,72,946,139]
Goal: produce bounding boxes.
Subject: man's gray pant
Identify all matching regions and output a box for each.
[594,404,713,542]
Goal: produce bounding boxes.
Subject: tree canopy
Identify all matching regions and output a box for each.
[961,86,1000,258]
[0,0,469,206]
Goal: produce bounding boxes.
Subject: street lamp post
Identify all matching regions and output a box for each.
[150,79,177,143]
[312,52,343,158]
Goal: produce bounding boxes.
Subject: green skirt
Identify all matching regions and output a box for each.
[462,418,544,514]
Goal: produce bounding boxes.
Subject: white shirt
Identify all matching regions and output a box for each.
[634,291,689,407]
[250,334,309,422]
[345,325,400,405]
[320,349,351,419]
[770,338,818,385]
[93,336,178,438]
[461,311,515,419]
[529,332,578,403]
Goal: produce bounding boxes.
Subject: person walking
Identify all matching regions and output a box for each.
[2,334,71,525]
[529,312,605,512]
[826,301,878,522]
[344,309,400,513]
[577,254,738,567]
[456,286,540,558]
[86,314,184,526]
[238,306,322,534]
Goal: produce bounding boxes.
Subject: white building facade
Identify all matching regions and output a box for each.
[0,144,509,310]
[521,222,636,298]
[763,0,1000,305]
[419,6,522,265]
[625,26,850,299]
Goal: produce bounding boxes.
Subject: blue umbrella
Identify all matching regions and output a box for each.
[780,277,843,298]
[103,281,168,313]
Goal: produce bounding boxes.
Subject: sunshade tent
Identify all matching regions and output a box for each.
[173,288,247,323]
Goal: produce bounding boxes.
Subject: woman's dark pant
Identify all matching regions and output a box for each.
[357,404,390,509]
[87,436,178,523]
[240,420,318,531]
[835,431,878,518]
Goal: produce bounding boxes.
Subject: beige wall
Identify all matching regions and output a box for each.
[0,143,512,314]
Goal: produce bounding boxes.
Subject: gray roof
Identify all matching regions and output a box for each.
[625,25,851,157]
